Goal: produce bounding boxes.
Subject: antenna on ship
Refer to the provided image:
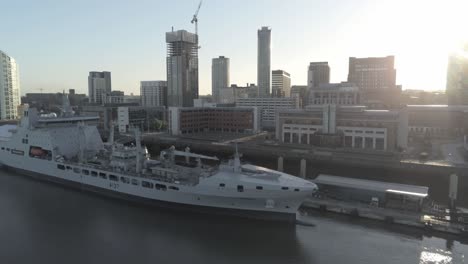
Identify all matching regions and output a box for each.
[233,141,241,173]
[109,122,114,145]
[134,127,143,174]
[78,122,85,163]
[61,92,73,117]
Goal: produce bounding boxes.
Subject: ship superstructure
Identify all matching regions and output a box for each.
[0,99,317,222]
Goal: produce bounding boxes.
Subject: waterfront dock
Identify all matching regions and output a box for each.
[302,197,467,237]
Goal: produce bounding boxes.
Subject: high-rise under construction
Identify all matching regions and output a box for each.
[166,29,199,107]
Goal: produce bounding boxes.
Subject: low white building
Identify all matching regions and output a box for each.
[237,97,299,129]
[407,105,468,139]
[276,105,408,151]
[117,106,165,133]
[308,82,360,106]
[218,88,235,104]
[193,98,216,108]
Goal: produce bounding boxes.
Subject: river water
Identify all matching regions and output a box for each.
[0,170,466,264]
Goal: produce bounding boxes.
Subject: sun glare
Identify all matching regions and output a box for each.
[357,0,467,90]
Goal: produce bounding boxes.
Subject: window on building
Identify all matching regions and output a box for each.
[82,169,89,175]
[219,183,225,187]
[91,171,98,177]
[365,137,373,149]
[256,186,263,190]
[355,137,363,148]
[99,172,107,179]
[281,187,289,190]
[237,185,244,192]
[131,179,139,186]
[169,186,179,191]
[57,164,65,170]
[376,138,385,150]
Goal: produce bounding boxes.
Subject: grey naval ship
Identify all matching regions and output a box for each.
[0,98,317,222]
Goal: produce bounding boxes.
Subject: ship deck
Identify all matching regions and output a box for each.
[61,160,214,186]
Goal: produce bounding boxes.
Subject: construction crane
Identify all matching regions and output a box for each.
[191,0,202,45]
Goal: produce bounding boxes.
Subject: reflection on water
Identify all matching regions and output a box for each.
[420,247,452,264]
[0,170,466,264]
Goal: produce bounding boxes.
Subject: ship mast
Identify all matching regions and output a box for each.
[233,143,241,173]
[134,128,142,174]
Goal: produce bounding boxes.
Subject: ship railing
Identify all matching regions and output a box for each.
[171,164,219,178]
[60,160,200,186]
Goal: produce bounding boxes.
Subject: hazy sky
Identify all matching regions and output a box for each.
[1,0,467,96]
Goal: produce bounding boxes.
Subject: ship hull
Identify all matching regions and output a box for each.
[2,165,297,223]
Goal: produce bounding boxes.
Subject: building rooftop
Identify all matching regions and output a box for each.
[313,174,428,198]
[165,29,197,43]
[312,82,359,92]
[407,105,468,111]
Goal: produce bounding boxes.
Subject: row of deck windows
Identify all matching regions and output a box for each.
[218,183,300,192]
[57,164,179,191]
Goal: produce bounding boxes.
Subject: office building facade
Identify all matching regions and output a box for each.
[272,70,291,97]
[276,105,408,151]
[308,82,361,106]
[307,62,330,88]
[0,51,20,119]
[141,81,167,107]
[347,56,399,108]
[212,56,230,103]
[257,27,271,97]
[166,30,199,107]
[290,85,308,108]
[237,97,299,129]
[88,71,112,105]
[168,107,260,136]
[407,105,468,139]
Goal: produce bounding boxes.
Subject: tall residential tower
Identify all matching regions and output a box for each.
[0,51,20,119]
[211,56,230,103]
[257,27,271,97]
[88,71,112,105]
[166,29,199,107]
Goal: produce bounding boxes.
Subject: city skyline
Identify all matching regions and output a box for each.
[1,0,467,96]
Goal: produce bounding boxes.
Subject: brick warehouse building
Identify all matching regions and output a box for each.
[168,107,260,136]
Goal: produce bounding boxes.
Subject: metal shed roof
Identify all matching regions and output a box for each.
[313,174,428,198]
